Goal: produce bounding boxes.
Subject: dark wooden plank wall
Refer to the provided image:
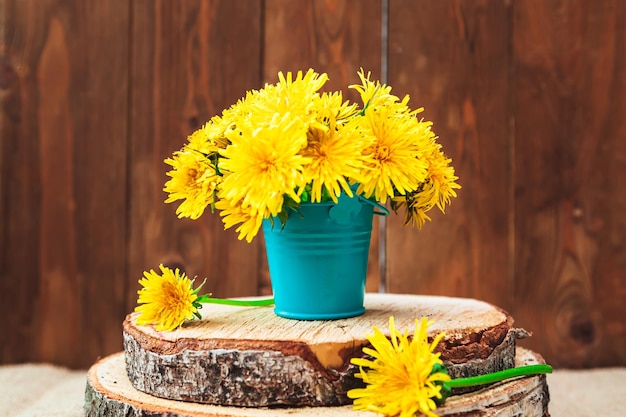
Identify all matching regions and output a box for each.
[1,0,624,369]
[0,0,130,367]
[512,0,626,367]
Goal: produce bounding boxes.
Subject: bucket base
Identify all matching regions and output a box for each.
[273,306,365,321]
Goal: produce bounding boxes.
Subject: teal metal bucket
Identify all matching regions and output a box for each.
[262,192,388,320]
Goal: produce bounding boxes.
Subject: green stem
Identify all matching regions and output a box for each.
[446,364,553,389]
[198,296,275,307]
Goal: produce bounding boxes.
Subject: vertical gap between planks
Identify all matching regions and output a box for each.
[124,0,135,312]
[507,0,516,312]
[378,0,389,293]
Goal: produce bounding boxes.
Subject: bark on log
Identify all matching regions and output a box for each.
[123,293,526,406]
[85,348,550,417]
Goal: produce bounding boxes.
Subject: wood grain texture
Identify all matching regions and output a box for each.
[0,0,40,365]
[121,294,519,406]
[0,0,129,368]
[1,0,625,369]
[264,0,381,102]
[386,0,626,368]
[386,1,514,309]
[85,348,549,416]
[126,0,264,321]
[512,0,626,367]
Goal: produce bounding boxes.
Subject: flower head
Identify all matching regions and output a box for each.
[348,317,450,417]
[355,105,432,202]
[300,92,368,202]
[214,194,265,243]
[135,264,205,331]
[244,69,329,131]
[163,121,227,219]
[350,68,401,111]
[219,112,311,217]
[390,139,461,228]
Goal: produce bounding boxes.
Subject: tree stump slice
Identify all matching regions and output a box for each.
[85,348,549,417]
[123,293,527,407]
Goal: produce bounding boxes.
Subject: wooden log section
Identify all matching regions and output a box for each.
[123,294,528,407]
[85,348,549,417]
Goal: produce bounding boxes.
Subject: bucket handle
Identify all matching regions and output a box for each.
[358,197,390,216]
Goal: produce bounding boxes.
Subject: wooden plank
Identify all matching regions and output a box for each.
[0,0,41,365]
[263,0,383,292]
[0,0,129,368]
[72,1,130,369]
[512,0,626,367]
[127,0,264,318]
[386,1,513,310]
[263,0,381,102]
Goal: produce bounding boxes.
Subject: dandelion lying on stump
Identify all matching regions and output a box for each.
[135,264,274,331]
[348,317,553,417]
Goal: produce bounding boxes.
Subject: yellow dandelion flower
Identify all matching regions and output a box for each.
[348,317,451,417]
[301,110,369,203]
[356,106,430,202]
[214,195,265,243]
[350,68,412,114]
[279,68,328,89]
[135,264,201,332]
[351,69,394,108]
[220,89,264,130]
[424,149,461,212]
[275,69,329,114]
[302,127,361,203]
[392,191,433,229]
[391,143,461,228]
[191,116,231,152]
[164,115,231,219]
[314,91,359,125]
[218,113,310,219]
[164,145,221,220]
[244,69,329,131]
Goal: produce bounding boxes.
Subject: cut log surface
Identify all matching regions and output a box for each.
[85,348,550,417]
[123,293,527,407]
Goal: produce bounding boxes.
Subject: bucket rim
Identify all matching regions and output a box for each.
[294,196,389,216]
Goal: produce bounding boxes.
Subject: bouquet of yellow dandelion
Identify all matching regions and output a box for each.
[164,69,460,242]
